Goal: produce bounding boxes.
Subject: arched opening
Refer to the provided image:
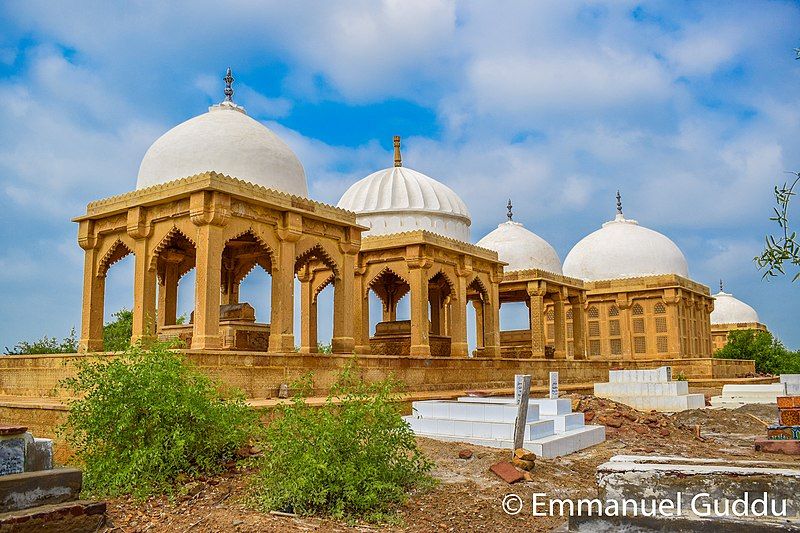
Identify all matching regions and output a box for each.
[466,277,490,357]
[366,268,412,354]
[153,229,196,342]
[295,244,339,354]
[99,240,134,350]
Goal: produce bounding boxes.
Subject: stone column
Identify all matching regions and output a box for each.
[429,287,441,335]
[450,276,468,357]
[131,237,157,346]
[617,296,633,358]
[268,239,296,353]
[482,276,501,358]
[472,299,485,351]
[157,261,179,329]
[663,289,681,357]
[527,282,546,358]
[332,251,356,354]
[552,290,567,359]
[298,266,317,353]
[408,261,431,357]
[191,223,224,349]
[79,246,105,353]
[353,269,371,354]
[569,294,586,360]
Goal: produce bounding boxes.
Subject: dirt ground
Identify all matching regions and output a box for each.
[101,395,800,533]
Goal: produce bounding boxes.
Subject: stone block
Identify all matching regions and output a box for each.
[0,438,25,476]
[490,461,523,484]
[781,374,800,396]
[779,409,800,426]
[0,468,82,513]
[0,427,27,437]
[24,438,53,472]
[777,396,800,409]
[766,425,800,440]
[0,499,106,533]
[754,438,800,456]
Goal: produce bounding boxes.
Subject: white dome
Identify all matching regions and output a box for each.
[137,102,307,196]
[477,220,562,274]
[711,291,760,325]
[337,165,471,241]
[563,213,689,281]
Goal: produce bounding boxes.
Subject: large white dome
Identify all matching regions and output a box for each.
[711,290,760,325]
[477,220,562,274]
[137,101,307,196]
[337,139,470,241]
[563,213,689,281]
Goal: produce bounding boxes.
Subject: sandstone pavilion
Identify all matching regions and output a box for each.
[0,70,762,455]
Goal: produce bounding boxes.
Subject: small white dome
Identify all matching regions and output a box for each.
[711,291,760,325]
[563,213,689,281]
[337,165,471,241]
[137,102,307,196]
[477,221,562,274]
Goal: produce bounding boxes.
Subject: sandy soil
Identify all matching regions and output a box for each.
[101,395,800,533]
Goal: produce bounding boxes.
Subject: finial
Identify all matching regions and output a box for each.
[393,136,402,167]
[507,199,513,221]
[223,67,234,102]
[720,279,724,292]
[616,190,623,215]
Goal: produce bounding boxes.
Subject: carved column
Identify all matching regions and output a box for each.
[527,281,546,358]
[482,268,502,358]
[569,293,586,360]
[552,289,567,359]
[157,259,180,329]
[429,286,442,335]
[269,214,300,353]
[407,247,431,357]
[663,289,681,357]
[129,207,156,346]
[472,299,485,351]
[78,222,105,352]
[190,191,229,350]
[298,265,317,353]
[353,265,371,354]
[450,272,469,357]
[332,248,356,354]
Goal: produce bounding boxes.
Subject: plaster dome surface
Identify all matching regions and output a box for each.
[562,213,689,281]
[337,166,471,241]
[136,102,308,196]
[476,221,562,274]
[711,291,760,325]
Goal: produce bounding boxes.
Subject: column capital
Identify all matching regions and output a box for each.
[276,211,303,242]
[190,190,230,227]
[526,280,547,297]
[126,206,152,239]
[78,220,97,250]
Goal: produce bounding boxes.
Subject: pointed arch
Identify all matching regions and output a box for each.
[428,270,455,299]
[367,267,411,307]
[98,239,133,277]
[149,226,197,274]
[295,243,339,276]
[467,275,489,301]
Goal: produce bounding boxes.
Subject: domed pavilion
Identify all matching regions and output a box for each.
[562,193,714,359]
[710,282,768,351]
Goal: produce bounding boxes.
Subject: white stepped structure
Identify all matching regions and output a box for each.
[781,375,800,396]
[710,383,787,407]
[594,366,705,412]
[404,397,605,458]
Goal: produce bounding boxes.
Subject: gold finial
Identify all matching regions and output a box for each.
[223,67,234,102]
[507,199,513,221]
[393,136,402,167]
[720,279,724,292]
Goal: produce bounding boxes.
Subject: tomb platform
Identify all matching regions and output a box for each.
[369,320,452,357]
[403,396,605,458]
[158,303,271,351]
[594,366,705,412]
[711,383,787,407]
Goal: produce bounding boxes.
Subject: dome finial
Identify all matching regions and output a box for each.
[223,67,234,102]
[616,190,623,215]
[393,136,402,167]
[720,279,724,292]
[507,199,513,221]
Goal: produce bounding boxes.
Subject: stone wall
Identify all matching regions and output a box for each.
[0,351,755,399]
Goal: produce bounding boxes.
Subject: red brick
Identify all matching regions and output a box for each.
[0,426,27,436]
[779,409,800,426]
[458,449,473,460]
[490,461,524,484]
[754,438,800,455]
[777,396,800,409]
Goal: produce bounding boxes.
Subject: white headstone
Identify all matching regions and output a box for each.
[549,371,559,399]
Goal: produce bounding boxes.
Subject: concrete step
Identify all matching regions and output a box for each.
[457,396,573,415]
[595,380,689,397]
[542,412,585,433]
[0,499,106,533]
[405,416,555,441]
[411,399,540,423]
[0,468,81,513]
[601,393,705,412]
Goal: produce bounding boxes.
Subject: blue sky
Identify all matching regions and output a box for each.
[0,1,799,350]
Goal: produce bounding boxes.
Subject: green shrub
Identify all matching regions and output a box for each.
[4,328,78,355]
[253,363,433,522]
[715,329,800,374]
[59,342,258,498]
[102,309,133,352]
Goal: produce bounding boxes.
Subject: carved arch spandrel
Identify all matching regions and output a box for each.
[149,226,198,272]
[97,238,134,278]
[222,223,278,264]
[366,266,412,306]
[294,240,340,277]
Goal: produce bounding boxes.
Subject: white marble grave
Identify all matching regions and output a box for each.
[593,366,705,412]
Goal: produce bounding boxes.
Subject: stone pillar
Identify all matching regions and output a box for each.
[552,290,567,359]
[131,237,157,346]
[268,239,296,353]
[429,287,442,335]
[157,261,179,329]
[471,299,484,351]
[569,294,586,360]
[298,266,317,353]
[353,270,371,354]
[332,251,356,354]
[408,261,431,357]
[450,276,468,357]
[382,300,397,322]
[527,282,546,358]
[664,289,681,357]
[191,223,224,349]
[79,246,105,353]
[617,296,633,358]
[482,277,501,358]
